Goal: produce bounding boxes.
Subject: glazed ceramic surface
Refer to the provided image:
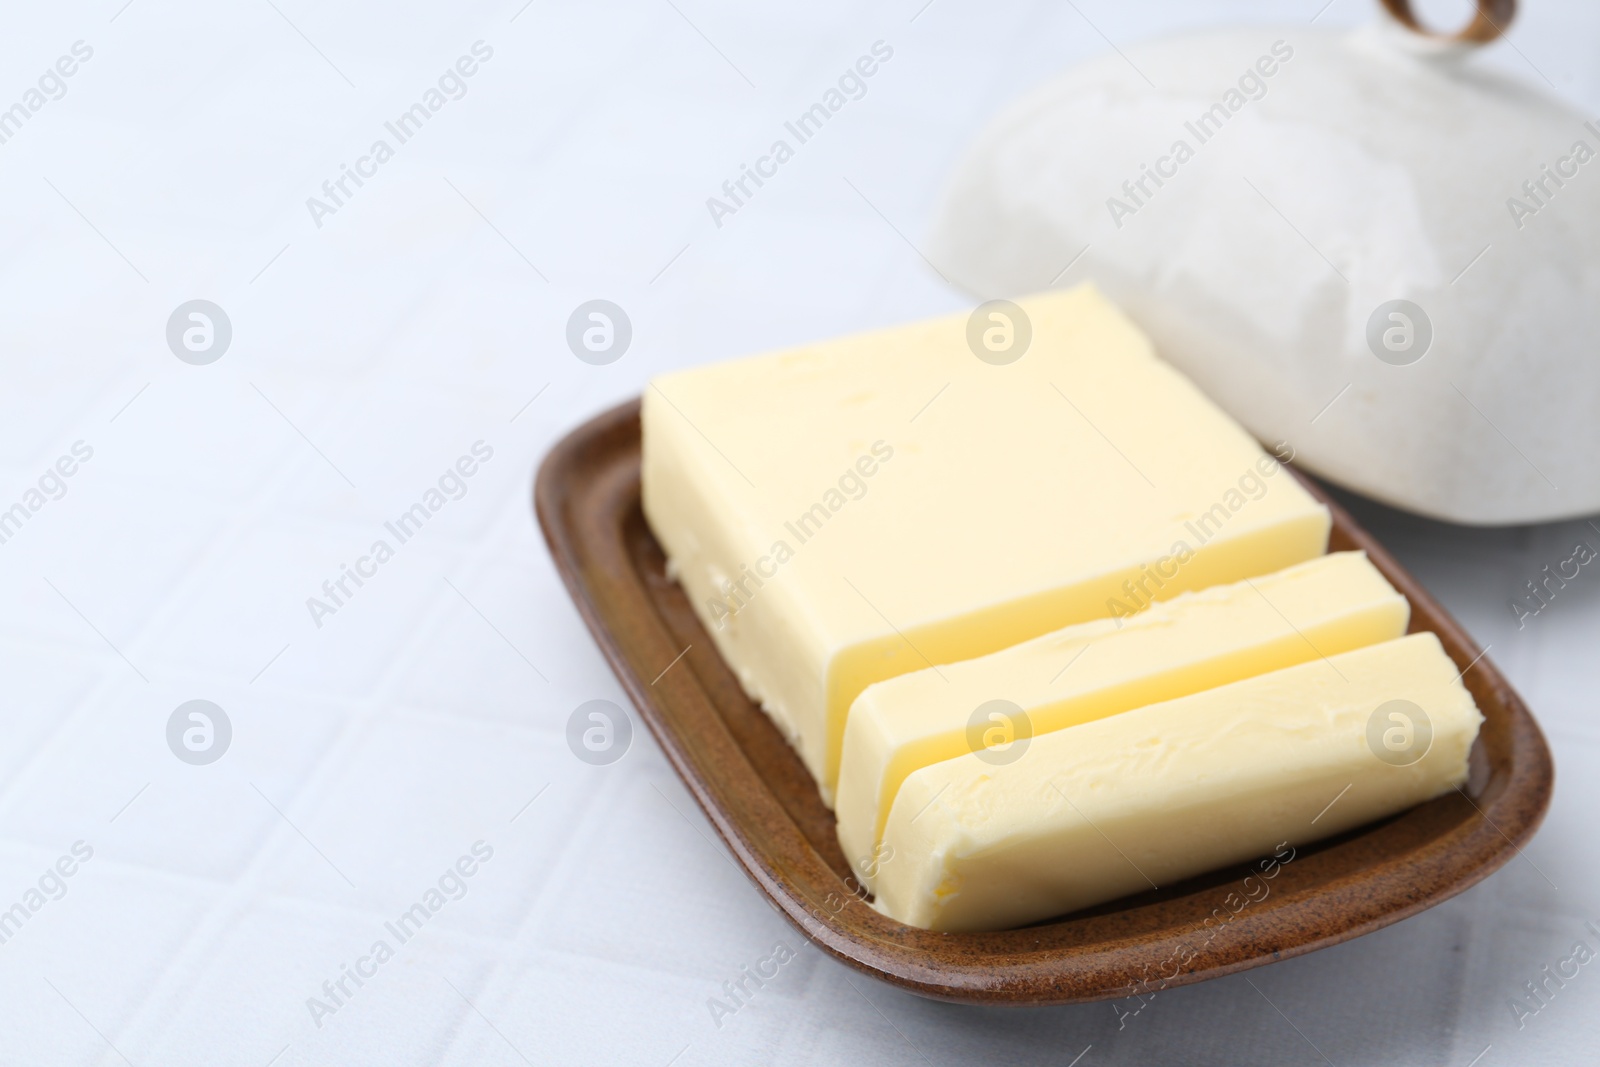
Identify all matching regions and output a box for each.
[929,18,1599,525]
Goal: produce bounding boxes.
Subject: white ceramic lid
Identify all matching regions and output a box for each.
[929,0,1595,524]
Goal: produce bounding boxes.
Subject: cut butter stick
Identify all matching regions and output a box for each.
[642,284,1331,803]
[874,632,1482,933]
[836,550,1409,884]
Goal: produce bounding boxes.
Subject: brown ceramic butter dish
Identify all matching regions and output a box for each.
[536,399,1552,1005]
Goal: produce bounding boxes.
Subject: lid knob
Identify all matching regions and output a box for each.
[1377,0,1517,44]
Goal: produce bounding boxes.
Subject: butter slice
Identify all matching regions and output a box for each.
[642,285,1331,801]
[874,632,1482,932]
[836,551,1409,884]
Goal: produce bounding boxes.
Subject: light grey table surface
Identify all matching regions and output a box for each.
[1,1,1595,1064]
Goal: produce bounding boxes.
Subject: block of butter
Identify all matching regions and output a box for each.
[873,632,1482,932]
[642,285,1331,801]
[835,550,1409,884]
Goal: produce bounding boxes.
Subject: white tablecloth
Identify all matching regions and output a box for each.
[2,1,1596,1063]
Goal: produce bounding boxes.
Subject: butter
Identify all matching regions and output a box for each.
[835,551,1409,884]
[642,285,1331,801]
[873,632,1482,932]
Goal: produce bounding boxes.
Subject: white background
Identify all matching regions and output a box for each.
[1,1,1597,1064]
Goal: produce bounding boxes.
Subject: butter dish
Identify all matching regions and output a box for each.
[536,400,1552,1004]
